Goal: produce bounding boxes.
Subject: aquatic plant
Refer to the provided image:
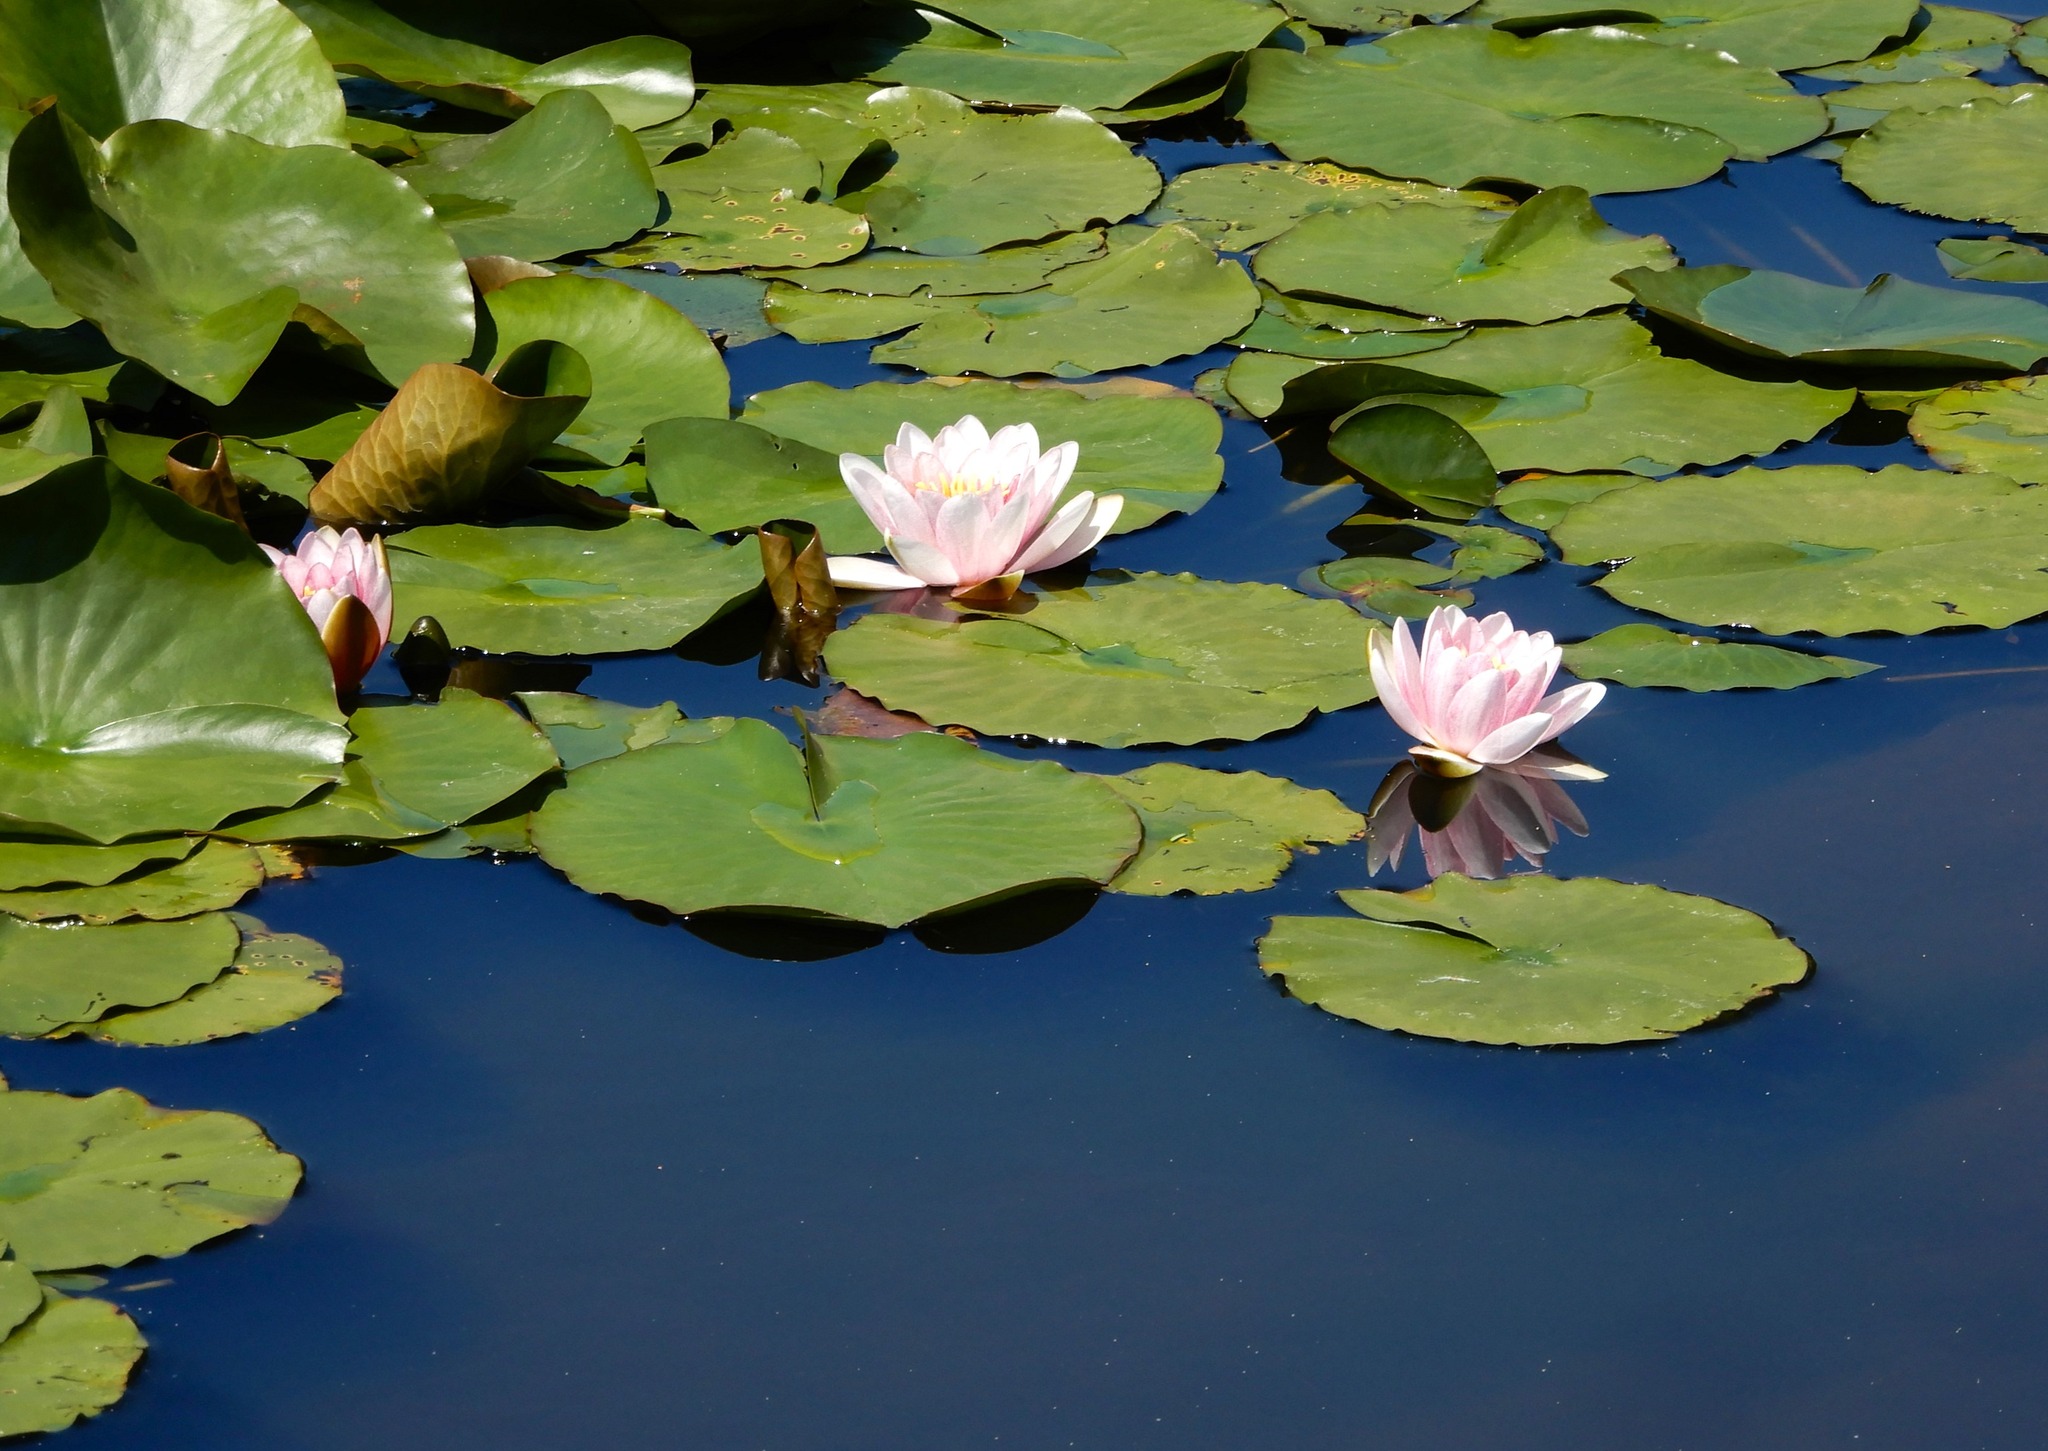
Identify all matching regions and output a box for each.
[263,526,395,694]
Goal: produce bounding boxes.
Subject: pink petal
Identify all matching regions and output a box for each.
[1533,681,1606,741]
[1442,668,1512,756]
[887,533,963,587]
[840,455,908,535]
[1468,711,1554,766]
[1015,491,1121,573]
[828,555,930,592]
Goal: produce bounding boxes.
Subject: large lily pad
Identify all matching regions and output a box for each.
[1255,186,1675,325]
[0,1293,144,1437]
[0,463,346,842]
[388,518,763,655]
[644,417,884,554]
[0,111,74,330]
[1619,264,2048,371]
[0,913,238,1037]
[0,840,265,924]
[0,0,345,146]
[850,0,1285,112]
[1238,28,1826,194]
[1910,377,2048,483]
[1258,874,1810,1046]
[1840,88,2048,235]
[10,110,472,405]
[1460,0,1917,71]
[79,914,341,1045]
[824,572,1378,747]
[1100,764,1364,897]
[1561,624,1878,691]
[1548,463,2048,635]
[394,89,659,262]
[0,1087,299,1270]
[532,718,1141,927]
[484,273,727,466]
[1145,161,1508,251]
[742,377,1224,535]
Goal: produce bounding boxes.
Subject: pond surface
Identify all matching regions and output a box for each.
[21,21,2048,1451]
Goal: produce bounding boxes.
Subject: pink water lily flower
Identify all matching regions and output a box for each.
[1369,605,1605,777]
[263,526,394,694]
[826,415,1123,601]
[1367,755,1594,881]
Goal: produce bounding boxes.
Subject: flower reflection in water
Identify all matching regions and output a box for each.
[1366,746,1601,881]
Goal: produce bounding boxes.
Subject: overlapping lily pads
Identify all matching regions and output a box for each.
[1841,87,2048,235]
[755,233,1107,298]
[0,913,241,1038]
[0,1290,144,1437]
[597,191,871,272]
[78,915,342,1045]
[1259,874,1810,1045]
[645,418,884,553]
[1462,0,1918,71]
[1937,236,2048,283]
[0,840,266,924]
[1909,377,2048,482]
[1561,625,1879,691]
[1145,161,1509,252]
[1101,764,1364,896]
[1805,3,2016,82]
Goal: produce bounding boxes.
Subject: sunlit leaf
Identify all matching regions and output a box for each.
[0,1292,144,1437]
[645,417,884,553]
[756,232,1107,298]
[0,840,265,924]
[1562,624,1878,690]
[1100,764,1363,897]
[516,692,708,770]
[1461,0,1917,70]
[1841,86,2048,235]
[1937,235,2048,283]
[1147,160,1507,251]
[595,190,871,271]
[78,913,340,1045]
[1804,4,2016,82]
[0,837,198,894]
[0,914,238,1037]
[1909,376,2048,483]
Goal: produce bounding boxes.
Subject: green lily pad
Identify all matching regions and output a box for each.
[1909,376,2048,482]
[1824,76,2007,136]
[516,693,711,770]
[652,127,820,199]
[595,191,871,271]
[78,914,340,1045]
[0,1292,144,1437]
[1493,471,1647,530]
[1549,463,2048,635]
[0,463,346,842]
[836,87,1158,255]
[1238,28,1826,194]
[1805,4,2016,81]
[742,377,1226,535]
[580,266,776,345]
[10,109,472,405]
[532,718,1141,927]
[2004,16,2048,81]
[0,840,265,924]
[0,111,74,330]
[1256,186,1674,325]
[1100,763,1363,897]
[0,0,345,146]
[1278,0,1467,31]
[1938,236,2048,283]
[824,572,1378,747]
[1333,517,1545,579]
[1314,555,1474,619]
[395,89,659,262]
[1232,286,1469,362]
[484,273,727,466]
[388,518,763,655]
[851,0,1285,112]
[0,386,90,494]
[1841,87,2048,235]
[644,417,884,554]
[754,233,1108,298]
[1329,403,1500,518]
[0,837,198,893]
[1461,0,1918,71]
[1619,264,2048,371]
[1145,160,1509,251]
[0,1086,299,1270]
[0,913,238,1037]
[0,1263,40,1343]
[1562,624,1878,690]
[1258,874,1810,1045]
[684,82,889,196]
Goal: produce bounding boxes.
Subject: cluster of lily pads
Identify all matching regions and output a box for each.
[2,0,2046,1433]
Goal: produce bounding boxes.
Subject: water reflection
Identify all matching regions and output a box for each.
[1366,747,1597,880]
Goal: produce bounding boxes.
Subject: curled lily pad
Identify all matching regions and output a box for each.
[0,1292,145,1437]
[1840,87,2048,235]
[0,913,238,1038]
[1804,4,2016,82]
[1145,161,1510,251]
[532,718,1141,927]
[1258,874,1810,1046]
[1233,286,1469,362]
[824,572,1378,747]
[1909,377,2048,483]
[1100,764,1363,897]
[0,1087,299,1270]
[1937,236,2048,283]
[1549,463,2048,635]
[1462,0,1918,70]
[516,693,706,770]
[0,386,91,494]
[0,840,265,924]
[1238,28,1826,194]
[387,518,765,655]
[0,463,347,842]
[0,837,198,894]
[645,417,884,554]
[595,191,871,272]
[0,111,73,330]
[78,914,341,1045]
[10,110,472,405]
[1562,624,1878,690]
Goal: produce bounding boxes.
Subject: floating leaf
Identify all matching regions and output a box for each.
[824,572,1377,747]
[1804,4,2016,81]
[10,110,472,405]
[1335,516,1545,579]
[1315,555,1473,619]
[1493,471,1641,530]
[308,342,591,527]
[532,718,1141,927]
[1100,764,1363,897]
[0,111,74,330]
[0,1263,40,1342]
[1278,1,1468,33]
[1328,404,1500,519]
[1841,87,2048,235]
[0,463,346,842]
[516,693,708,770]
[652,127,820,198]
[1824,76,2006,136]
[1549,463,2048,635]
[754,232,1107,298]
[0,913,238,1038]
[1461,0,1917,70]
[0,1087,299,1270]
[1619,264,2048,371]
[581,266,776,345]
[1562,624,1878,690]
[1937,235,2048,283]
[684,82,889,196]
[1145,160,1508,251]
[1256,187,1675,326]
[1238,28,1826,194]
[0,0,345,146]
[645,417,883,553]
[1259,874,1810,1045]
[0,837,197,893]
[0,1293,144,1437]
[742,377,1225,534]
[1233,286,1469,362]
[394,89,659,262]
[0,386,90,494]
[0,840,265,924]
[484,273,727,466]
[1909,376,2048,483]
[79,914,341,1045]
[595,191,871,271]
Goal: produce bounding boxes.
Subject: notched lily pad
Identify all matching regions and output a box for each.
[1100,764,1364,897]
[1841,88,2048,236]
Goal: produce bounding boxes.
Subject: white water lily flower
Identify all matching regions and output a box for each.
[826,415,1123,600]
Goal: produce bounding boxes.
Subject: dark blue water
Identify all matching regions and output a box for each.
[23,34,2048,1450]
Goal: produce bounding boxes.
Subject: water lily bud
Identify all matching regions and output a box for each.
[262,526,395,694]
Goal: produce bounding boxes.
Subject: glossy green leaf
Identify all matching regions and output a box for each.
[0,387,91,494]
[1233,294,1468,363]
[0,840,265,924]
[0,912,237,1036]
[645,417,884,554]
[1804,4,2016,81]
[684,82,888,197]
[0,837,197,893]
[1462,0,1917,70]
[0,333,122,422]
[1824,76,2006,136]
[1238,29,1826,194]
[532,718,1142,927]
[1909,376,2048,483]
[1562,624,1878,690]
[742,377,1225,535]
[1328,403,1499,518]
[0,1264,40,1343]
[10,110,472,405]
[0,111,73,330]
[1549,463,2048,635]
[1493,471,1641,530]
[485,273,727,466]
[1101,764,1363,897]
[516,693,709,771]
[389,519,763,655]
[395,89,659,262]
[652,127,820,199]
[0,1293,144,1437]
[79,914,340,1045]
[1313,556,1473,619]
[1841,87,2048,235]
[824,571,1378,747]
[580,266,776,345]
[1259,874,1810,1045]
[1937,235,2048,283]
[1145,160,1509,251]
[1333,517,1546,580]
[595,191,871,272]
[0,0,345,146]
[758,232,1108,299]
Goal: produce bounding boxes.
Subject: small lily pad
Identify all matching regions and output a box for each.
[516,693,713,770]
[1561,624,1879,690]
[596,192,871,272]
[0,1292,145,1437]
[1937,236,2048,283]
[1100,764,1363,897]
[77,914,341,1046]
[1494,471,1642,530]
[1910,377,2048,483]
[0,914,239,1038]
